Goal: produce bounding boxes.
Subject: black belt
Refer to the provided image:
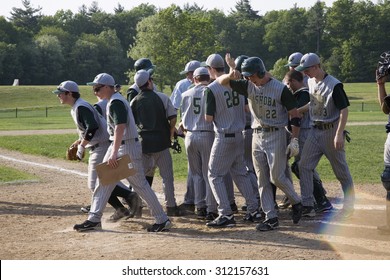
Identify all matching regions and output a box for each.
[89,143,99,151]
[313,122,334,130]
[110,138,139,144]
[254,127,279,133]
[224,133,235,138]
[187,130,213,133]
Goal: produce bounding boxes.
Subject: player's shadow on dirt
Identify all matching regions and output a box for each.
[0,200,85,216]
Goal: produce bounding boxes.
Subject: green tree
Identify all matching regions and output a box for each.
[9,0,42,35]
[128,5,218,89]
[34,35,65,84]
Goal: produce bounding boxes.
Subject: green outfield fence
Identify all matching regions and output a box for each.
[0,102,380,119]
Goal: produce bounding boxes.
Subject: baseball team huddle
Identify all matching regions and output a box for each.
[53,51,356,233]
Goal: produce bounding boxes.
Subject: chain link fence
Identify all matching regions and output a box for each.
[0,106,69,118]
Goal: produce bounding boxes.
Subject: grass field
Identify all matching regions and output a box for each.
[0,83,387,184]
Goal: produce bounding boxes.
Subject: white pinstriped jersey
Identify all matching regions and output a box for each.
[206,81,246,133]
[106,92,139,141]
[246,79,290,128]
[307,75,341,124]
[94,98,107,118]
[71,98,108,148]
[181,84,213,131]
[171,78,192,109]
[155,91,177,118]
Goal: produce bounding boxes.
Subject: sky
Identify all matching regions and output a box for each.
[1,0,338,18]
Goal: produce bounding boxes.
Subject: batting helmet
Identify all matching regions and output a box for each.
[234,55,249,72]
[134,58,155,75]
[241,57,266,78]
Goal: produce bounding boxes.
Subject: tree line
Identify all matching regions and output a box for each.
[0,0,389,89]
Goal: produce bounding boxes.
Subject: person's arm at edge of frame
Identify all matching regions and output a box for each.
[377,72,390,114]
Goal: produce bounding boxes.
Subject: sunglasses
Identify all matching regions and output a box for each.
[93,85,105,92]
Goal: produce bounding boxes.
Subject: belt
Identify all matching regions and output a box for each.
[224,133,235,138]
[187,130,213,133]
[110,138,139,144]
[313,122,334,130]
[89,143,99,151]
[254,127,279,133]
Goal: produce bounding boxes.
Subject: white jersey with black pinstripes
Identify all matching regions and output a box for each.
[308,75,341,124]
[206,81,246,133]
[181,84,213,131]
[246,78,289,128]
[71,98,108,148]
[106,92,139,141]
[94,98,107,118]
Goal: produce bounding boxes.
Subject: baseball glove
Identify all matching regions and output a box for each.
[376,51,390,81]
[171,136,182,154]
[382,95,390,114]
[66,144,79,160]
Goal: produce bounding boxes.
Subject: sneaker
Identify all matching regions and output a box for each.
[205,212,218,222]
[256,217,279,231]
[315,199,333,213]
[147,219,172,232]
[167,205,185,216]
[230,203,239,214]
[178,203,195,213]
[73,220,101,232]
[291,202,303,224]
[196,208,207,219]
[278,196,291,209]
[80,205,90,213]
[108,207,130,222]
[125,192,142,218]
[206,214,236,227]
[302,206,316,217]
[243,210,263,222]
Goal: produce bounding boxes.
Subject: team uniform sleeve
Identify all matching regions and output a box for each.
[229,80,249,97]
[332,83,350,110]
[204,87,216,117]
[280,86,298,111]
[109,100,128,125]
[297,90,310,108]
[77,106,98,141]
[93,103,103,116]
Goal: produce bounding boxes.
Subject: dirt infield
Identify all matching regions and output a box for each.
[1,145,390,260]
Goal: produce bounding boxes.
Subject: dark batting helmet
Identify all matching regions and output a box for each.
[234,55,249,72]
[241,57,266,78]
[134,58,155,75]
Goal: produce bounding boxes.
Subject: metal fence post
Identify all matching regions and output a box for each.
[46,106,48,117]
[16,108,17,118]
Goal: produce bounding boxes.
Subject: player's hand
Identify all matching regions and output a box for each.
[225,53,236,70]
[334,133,344,150]
[108,153,118,168]
[76,144,85,160]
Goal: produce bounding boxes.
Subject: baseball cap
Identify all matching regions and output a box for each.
[193,67,209,78]
[86,73,115,86]
[134,69,150,87]
[205,54,225,68]
[180,60,201,75]
[285,52,303,67]
[295,53,320,72]
[52,80,79,94]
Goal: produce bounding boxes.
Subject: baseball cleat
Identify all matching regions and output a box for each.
[147,219,172,232]
[73,220,101,232]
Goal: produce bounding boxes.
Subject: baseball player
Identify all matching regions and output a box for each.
[284,69,333,216]
[295,53,355,218]
[204,53,260,228]
[130,69,184,216]
[73,73,171,232]
[126,58,157,188]
[179,66,218,220]
[218,54,303,231]
[376,65,390,232]
[234,55,261,212]
[52,80,140,222]
[285,52,308,87]
[171,60,201,213]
